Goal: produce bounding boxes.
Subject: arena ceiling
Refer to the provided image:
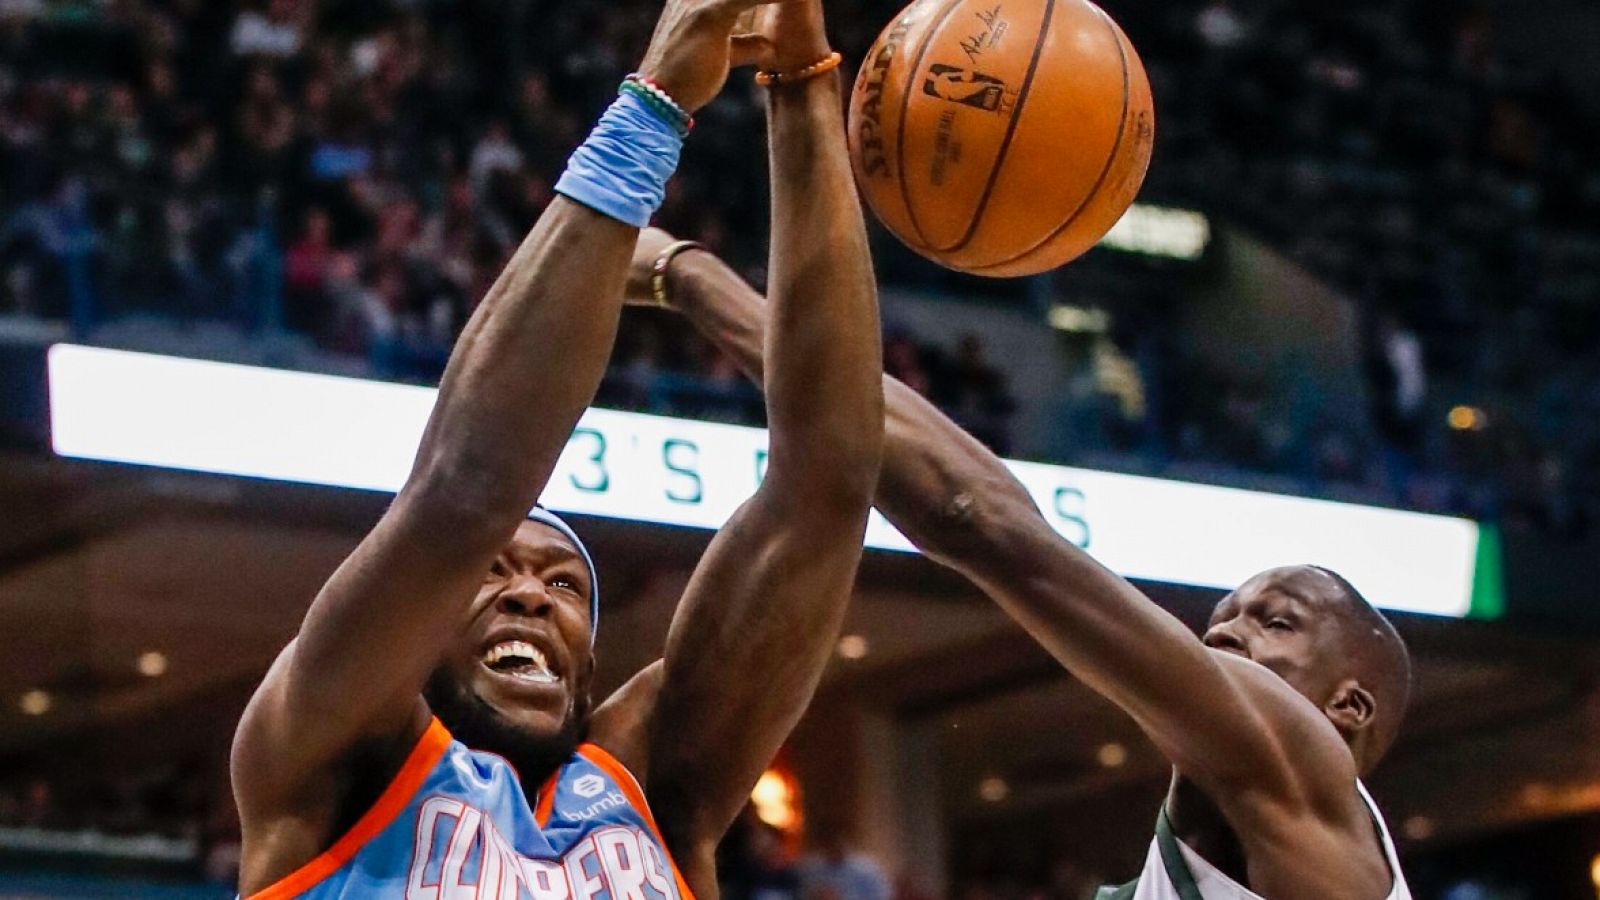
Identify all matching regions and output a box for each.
[2,450,1598,863]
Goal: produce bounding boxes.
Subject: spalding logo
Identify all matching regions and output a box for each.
[855,12,916,178]
[573,774,606,798]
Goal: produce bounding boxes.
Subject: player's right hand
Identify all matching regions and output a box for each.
[637,0,778,114]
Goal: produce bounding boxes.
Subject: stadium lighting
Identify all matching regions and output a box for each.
[137,651,169,678]
[1097,743,1128,769]
[1100,204,1212,261]
[837,635,870,660]
[18,690,51,716]
[1047,305,1112,334]
[1448,406,1487,431]
[979,777,1010,803]
[750,770,799,831]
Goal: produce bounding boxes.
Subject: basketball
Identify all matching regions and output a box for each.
[847,0,1155,277]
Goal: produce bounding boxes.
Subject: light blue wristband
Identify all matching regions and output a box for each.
[555,90,685,227]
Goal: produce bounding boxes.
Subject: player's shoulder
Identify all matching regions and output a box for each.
[235,701,437,896]
[1186,658,1386,890]
[1207,651,1362,802]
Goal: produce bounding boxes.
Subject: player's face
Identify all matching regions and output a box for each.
[426,521,596,765]
[1201,566,1349,708]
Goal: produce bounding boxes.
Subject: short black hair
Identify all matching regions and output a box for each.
[1311,566,1412,765]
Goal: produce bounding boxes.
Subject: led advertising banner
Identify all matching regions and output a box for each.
[48,345,1499,618]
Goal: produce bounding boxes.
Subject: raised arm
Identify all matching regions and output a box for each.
[232,1,764,886]
[622,3,885,885]
[641,239,1351,814]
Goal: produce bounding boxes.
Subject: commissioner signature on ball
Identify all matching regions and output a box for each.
[961,5,1008,64]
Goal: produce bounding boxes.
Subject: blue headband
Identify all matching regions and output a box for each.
[527,507,600,643]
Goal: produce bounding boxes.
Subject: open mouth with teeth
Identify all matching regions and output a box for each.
[482,640,561,685]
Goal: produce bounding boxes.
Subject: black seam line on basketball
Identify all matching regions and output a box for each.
[974,3,1132,271]
[934,0,1056,255]
[896,0,969,250]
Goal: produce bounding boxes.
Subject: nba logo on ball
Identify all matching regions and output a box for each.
[573,775,606,798]
[848,0,1156,277]
[922,64,1007,112]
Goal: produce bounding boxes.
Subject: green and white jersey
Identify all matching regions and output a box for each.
[1099,782,1411,900]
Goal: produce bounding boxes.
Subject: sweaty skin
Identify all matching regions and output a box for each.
[231,1,883,897]
[636,239,1402,899]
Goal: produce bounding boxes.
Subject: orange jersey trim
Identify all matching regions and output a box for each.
[245,718,453,900]
[534,766,561,827]
[578,743,698,900]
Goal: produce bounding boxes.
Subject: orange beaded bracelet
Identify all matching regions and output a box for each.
[755,51,844,87]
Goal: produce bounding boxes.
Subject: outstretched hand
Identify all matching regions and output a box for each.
[637,0,780,114]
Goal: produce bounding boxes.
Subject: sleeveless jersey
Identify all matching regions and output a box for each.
[246,719,695,900]
[1100,782,1411,900]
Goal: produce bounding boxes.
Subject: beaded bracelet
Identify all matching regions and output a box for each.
[621,74,694,137]
[618,80,691,138]
[755,51,844,87]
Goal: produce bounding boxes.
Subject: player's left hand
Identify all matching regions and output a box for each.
[638,0,781,114]
[730,0,832,74]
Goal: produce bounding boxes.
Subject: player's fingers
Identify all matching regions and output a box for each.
[729,33,776,68]
[712,0,783,17]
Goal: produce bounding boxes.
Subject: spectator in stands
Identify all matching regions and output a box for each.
[883,329,932,398]
[283,206,333,333]
[795,833,890,900]
[10,778,55,830]
[716,814,802,900]
[1363,311,1428,486]
[233,64,300,193]
[469,120,524,199]
[937,333,1016,454]
[230,0,307,60]
[0,173,80,320]
[1194,0,1248,50]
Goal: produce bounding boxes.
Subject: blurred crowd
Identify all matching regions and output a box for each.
[0,0,1018,447]
[0,770,242,886]
[0,771,1574,899]
[0,770,903,898]
[1,0,1598,529]
[1129,0,1600,533]
[597,310,1017,451]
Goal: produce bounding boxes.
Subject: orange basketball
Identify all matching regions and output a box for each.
[847,0,1154,277]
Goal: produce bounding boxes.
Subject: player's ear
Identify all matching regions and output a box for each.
[1325,679,1376,736]
[573,654,599,719]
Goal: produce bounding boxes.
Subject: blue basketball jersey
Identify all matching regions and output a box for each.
[246,719,694,900]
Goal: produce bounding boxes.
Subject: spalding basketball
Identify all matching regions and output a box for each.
[847,0,1154,277]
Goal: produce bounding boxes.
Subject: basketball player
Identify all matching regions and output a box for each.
[230,1,885,897]
[634,231,1414,899]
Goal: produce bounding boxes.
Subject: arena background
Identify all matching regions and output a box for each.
[2,0,1599,897]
